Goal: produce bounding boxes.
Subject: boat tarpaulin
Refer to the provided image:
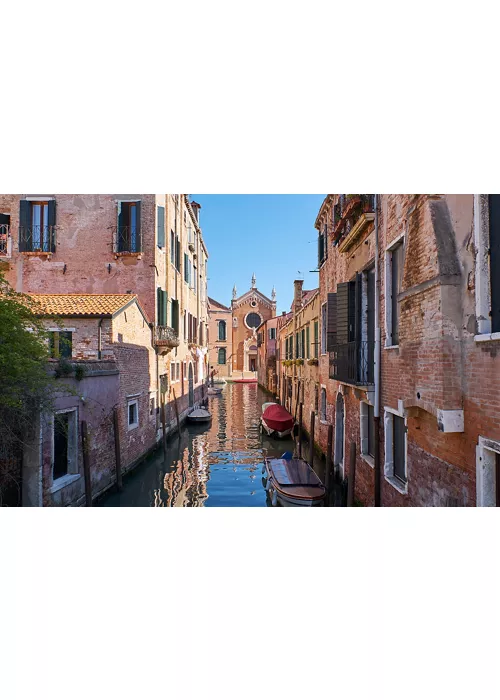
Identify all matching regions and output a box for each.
[262,404,294,433]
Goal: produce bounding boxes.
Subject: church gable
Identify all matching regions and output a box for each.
[232,289,274,311]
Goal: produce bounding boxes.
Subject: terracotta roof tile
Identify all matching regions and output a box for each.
[29,294,137,317]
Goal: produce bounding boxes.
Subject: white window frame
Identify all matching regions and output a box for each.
[473,194,500,342]
[320,385,327,423]
[127,399,139,430]
[360,401,375,468]
[384,403,408,494]
[476,436,500,506]
[321,302,327,355]
[384,232,405,348]
[50,407,80,493]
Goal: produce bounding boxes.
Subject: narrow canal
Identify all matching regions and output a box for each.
[100,383,302,507]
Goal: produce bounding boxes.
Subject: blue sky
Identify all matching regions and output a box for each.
[191,195,326,312]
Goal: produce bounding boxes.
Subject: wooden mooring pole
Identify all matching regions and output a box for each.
[113,407,123,491]
[161,399,167,456]
[81,420,92,507]
[309,410,315,467]
[298,403,303,459]
[325,423,333,505]
[347,441,357,507]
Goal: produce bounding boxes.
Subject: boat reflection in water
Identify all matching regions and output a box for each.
[100,383,297,507]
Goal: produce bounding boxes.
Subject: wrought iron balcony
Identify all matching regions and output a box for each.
[114,226,142,254]
[154,325,179,349]
[0,224,9,255]
[18,226,56,253]
[329,341,375,386]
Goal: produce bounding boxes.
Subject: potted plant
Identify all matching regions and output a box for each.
[308,358,319,366]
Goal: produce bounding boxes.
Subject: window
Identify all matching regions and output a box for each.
[318,221,328,267]
[128,399,139,429]
[320,387,327,421]
[314,384,319,413]
[176,236,181,272]
[117,201,141,253]
[150,397,155,416]
[53,410,78,483]
[184,253,190,284]
[19,199,56,253]
[384,408,407,492]
[488,195,500,333]
[157,287,167,326]
[306,325,310,359]
[218,320,227,341]
[170,230,175,264]
[314,320,319,358]
[476,436,500,506]
[193,265,197,293]
[385,238,404,346]
[245,312,262,329]
[0,213,10,256]
[218,348,226,365]
[321,303,327,354]
[295,332,300,358]
[301,329,305,359]
[157,206,165,248]
[360,402,375,463]
[49,331,72,359]
[269,327,276,341]
[171,299,179,333]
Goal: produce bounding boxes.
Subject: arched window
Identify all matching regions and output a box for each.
[218,348,226,365]
[218,320,226,341]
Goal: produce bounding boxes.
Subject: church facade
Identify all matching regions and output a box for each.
[208,275,276,377]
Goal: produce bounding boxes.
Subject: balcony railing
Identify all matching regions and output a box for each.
[154,325,179,349]
[332,195,375,247]
[19,226,56,253]
[329,341,375,386]
[0,224,9,255]
[114,226,142,254]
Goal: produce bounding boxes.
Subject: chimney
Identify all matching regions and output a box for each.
[191,201,201,223]
[294,280,304,313]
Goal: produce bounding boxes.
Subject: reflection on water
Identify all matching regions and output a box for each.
[100,383,296,507]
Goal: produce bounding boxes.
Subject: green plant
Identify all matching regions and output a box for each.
[296,358,304,366]
[307,358,318,366]
[74,364,87,381]
[55,357,73,378]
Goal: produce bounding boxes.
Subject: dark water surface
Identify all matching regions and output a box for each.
[100,383,297,507]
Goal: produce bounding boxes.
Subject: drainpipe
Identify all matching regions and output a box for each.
[97,318,103,360]
[373,194,381,506]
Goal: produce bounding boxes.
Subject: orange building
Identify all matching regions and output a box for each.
[231,275,276,375]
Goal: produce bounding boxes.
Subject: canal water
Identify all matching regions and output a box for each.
[100,383,301,507]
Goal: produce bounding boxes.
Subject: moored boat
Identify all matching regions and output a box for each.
[261,403,294,438]
[207,386,223,396]
[187,408,212,424]
[263,457,326,507]
[213,378,227,385]
[232,378,257,384]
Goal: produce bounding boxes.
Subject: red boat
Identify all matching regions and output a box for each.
[232,378,257,384]
[260,403,294,438]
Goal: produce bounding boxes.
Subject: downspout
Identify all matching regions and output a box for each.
[373,194,381,506]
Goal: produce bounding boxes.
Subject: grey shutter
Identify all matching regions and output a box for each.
[336,283,350,346]
[157,287,162,325]
[326,292,337,351]
[162,291,168,326]
[48,200,56,252]
[19,200,31,251]
[157,206,165,248]
[489,195,500,332]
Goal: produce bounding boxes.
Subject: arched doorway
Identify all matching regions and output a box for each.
[188,362,194,408]
[334,393,345,474]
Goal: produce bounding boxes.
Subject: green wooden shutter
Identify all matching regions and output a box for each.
[135,201,141,252]
[157,287,162,325]
[326,293,337,351]
[306,325,310,359]
[314,321,319,358]
[47,200,56,252]
[157,206,165,248]
[19,200,31,251]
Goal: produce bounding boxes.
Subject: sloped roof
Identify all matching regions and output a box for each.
[29,294,142,318]
[301,288,319,306]
[208,296,231,311]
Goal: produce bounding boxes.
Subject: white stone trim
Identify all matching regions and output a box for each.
[474,332,500,343]
[384,231,405,347]
[476,436,500,507]
[127,399,139,430]
[360,401,374,468]
[50,473,81,494]
[25,196,55,201]
[384,404,408,494]
[473,195,492,335]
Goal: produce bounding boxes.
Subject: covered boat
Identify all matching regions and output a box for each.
[263,458,326,507]
[187,408,212,424]
[261,403,294,438]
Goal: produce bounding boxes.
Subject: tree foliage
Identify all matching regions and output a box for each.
[0,273,56,503]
